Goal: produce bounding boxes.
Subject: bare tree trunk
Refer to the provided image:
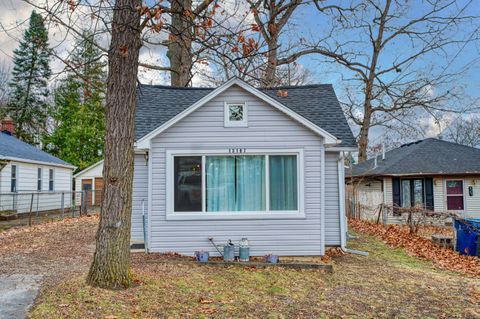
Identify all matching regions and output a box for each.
[264,36,278,86]
[356,0,391,163]
[357,108,371,163]
[168,0,193,87]
[86,0,141,289]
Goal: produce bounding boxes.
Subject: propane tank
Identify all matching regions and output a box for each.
[223,239,235,262]
[239,237,250,262]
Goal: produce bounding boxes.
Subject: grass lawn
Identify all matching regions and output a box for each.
[31,233,480,319]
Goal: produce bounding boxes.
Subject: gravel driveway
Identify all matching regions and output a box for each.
[0,216,98,318]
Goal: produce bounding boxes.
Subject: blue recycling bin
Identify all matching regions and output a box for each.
[454,218,480,256]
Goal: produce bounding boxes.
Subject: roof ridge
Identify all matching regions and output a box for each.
[360,140,423,173]
[138,84,214,90]
[138,83,333,90]
[382,142,425,171]
[259,84,333,90]
[427,137,480,151]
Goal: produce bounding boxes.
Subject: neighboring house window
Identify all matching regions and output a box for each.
[393,177,434,211]
[446,180,464,210]
[49,169,54,191]
[224,102,247,127]
[400,179,424,208]
[11,165,17,192]
[37,168,42,191]
[171,152,300,214]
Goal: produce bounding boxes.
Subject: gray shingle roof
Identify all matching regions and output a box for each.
[135,83,356,147]
[349,138,480,177]
[0,132,73,167]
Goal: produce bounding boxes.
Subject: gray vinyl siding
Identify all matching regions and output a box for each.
[131,154,148,241]
[144,84,342,256]
[325,152,340,245]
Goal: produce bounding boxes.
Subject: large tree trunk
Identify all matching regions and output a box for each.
[168,0,193,87]
[357,110,371,163]
[357,0,390,163]
[264,36,278,86]
[86,0,141,289]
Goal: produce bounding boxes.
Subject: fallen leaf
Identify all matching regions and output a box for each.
[199,297,214,304]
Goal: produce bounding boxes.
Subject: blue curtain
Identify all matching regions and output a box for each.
[235,156,266,211]
[206,156,235,212]
[269,155,298,210]
[206,155,265,212]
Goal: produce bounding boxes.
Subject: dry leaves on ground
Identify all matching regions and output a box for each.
[349,219,480,277]
[0,215,98,282]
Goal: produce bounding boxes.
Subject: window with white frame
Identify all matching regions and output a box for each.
[37,168,42,191]
[224,102,247,127]
[48,169,54,191]
[171,152,300,214]
[11,165,17,192]
[446,180,464,210]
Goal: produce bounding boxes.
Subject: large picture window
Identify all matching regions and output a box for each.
[170,151,301,216]
[206,155,266,212]
[446,180,464,210]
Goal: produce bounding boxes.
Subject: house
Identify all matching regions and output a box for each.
[0,118,75,214]
[73,160,104,207]
[129,78,356,256]
[346,138,480,221]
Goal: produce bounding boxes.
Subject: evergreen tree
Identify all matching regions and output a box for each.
[7,11,51,144]
[43,33,106,171]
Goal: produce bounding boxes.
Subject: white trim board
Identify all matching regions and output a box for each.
[135,78,341,150]
[0,156,75,170]
[165,148,305,220]
[74,160,104,178]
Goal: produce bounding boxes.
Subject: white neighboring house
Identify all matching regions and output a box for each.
[0,119,75,214]
[73,160,104,207]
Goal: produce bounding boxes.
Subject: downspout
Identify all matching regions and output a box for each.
[338,153,369,256]
[142,199,148,253]
[147,143,153,253]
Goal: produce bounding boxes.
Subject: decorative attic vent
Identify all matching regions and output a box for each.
[224,102,248,127]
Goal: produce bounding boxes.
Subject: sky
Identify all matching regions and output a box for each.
[0,0,479,148]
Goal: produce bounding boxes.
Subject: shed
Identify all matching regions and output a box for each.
[73,160,104,207]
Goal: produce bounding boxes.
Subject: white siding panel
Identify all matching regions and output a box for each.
[356,180,383,220]
[131,154,148,241]
[383,177,392,204]
[324,152,340,245]
[433,177,445,212]
[464,177,480,218]
[148,84,330,256]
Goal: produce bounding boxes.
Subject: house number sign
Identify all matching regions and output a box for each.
[229,148,247,153]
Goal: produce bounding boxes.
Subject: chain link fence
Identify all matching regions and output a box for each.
[0,190,102,229]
